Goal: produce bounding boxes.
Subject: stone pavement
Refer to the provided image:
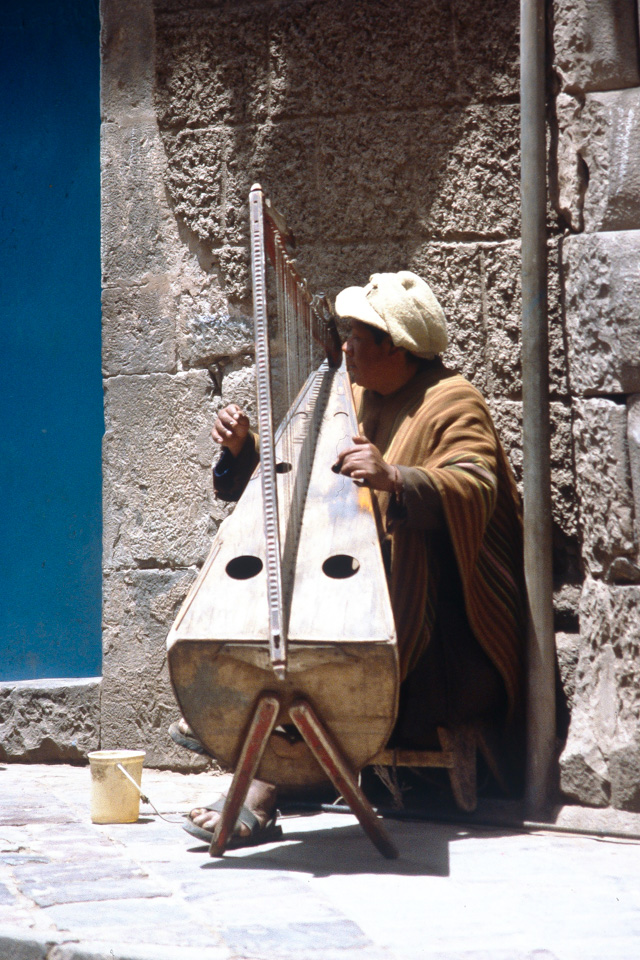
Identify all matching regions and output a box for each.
[1,763,640,960]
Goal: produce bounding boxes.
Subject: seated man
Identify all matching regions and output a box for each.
[180,270,525,845]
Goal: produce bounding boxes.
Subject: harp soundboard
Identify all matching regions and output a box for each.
[167,184,399,858]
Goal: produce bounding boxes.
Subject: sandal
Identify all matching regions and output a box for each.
[183,798,283,849]
[169,720,210,756]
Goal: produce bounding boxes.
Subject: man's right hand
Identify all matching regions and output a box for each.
[211,404,250,458]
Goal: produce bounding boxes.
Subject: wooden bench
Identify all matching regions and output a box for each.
[371,721,509,813]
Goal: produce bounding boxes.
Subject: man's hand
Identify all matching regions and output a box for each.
[333,435,396,492]
[211,404,250,458]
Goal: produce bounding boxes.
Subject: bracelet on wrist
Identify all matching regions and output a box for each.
[392,465,405,504]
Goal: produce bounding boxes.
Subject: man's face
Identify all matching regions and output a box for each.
[342,320,393,391]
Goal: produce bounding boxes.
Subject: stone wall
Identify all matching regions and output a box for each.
[0,679,101,763]
[552,0,640,809]
[96,0,640,805]
[102,0,554,770]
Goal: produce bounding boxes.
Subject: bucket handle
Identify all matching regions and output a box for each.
[116,763,149,803]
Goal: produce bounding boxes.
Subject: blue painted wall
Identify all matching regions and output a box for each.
[0,1,102,679]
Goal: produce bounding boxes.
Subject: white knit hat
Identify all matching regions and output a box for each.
[335,271,447,359]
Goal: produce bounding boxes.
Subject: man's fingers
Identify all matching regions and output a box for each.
[216,407,249,438]
[332,446,358,472]
[218,410,239,429]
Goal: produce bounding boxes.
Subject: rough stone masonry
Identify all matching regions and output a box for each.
[93,0,640,807]
[553,0,640,810]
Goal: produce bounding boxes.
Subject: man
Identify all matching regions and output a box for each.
[181,270,525,845]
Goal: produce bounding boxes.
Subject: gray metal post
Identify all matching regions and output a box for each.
[520,0,556,816]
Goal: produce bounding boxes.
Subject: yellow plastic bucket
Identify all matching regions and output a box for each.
[88,749,146,824]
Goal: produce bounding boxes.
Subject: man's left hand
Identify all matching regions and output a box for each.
[333,435,396,491]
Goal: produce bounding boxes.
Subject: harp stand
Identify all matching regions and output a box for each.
[209,693,398,859]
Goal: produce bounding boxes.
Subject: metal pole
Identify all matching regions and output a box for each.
[520,0,556,817]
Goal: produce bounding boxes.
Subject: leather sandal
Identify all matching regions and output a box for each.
[169,720,210,756]
[183,798,282,848]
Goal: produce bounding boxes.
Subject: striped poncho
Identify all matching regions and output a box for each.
[353,362,525,719]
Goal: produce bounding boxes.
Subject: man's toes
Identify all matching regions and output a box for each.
[190,806,249,837]
[190,807,211,827]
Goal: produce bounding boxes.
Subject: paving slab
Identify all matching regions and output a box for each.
[1,763,640,960]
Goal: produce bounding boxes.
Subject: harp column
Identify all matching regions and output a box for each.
[250,183,287,679]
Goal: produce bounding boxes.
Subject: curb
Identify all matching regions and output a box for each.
[0,931,231,960]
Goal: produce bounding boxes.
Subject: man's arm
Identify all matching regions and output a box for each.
[388,466,444,530]
[332,435,444,530]
[211,404,259,502]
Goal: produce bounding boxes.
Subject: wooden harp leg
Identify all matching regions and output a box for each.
[209,693,280,858]
[289,699,399,861]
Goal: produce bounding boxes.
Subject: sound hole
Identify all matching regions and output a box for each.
[276,461,292,474]
[226,555,263,580]
[322,554,360,579]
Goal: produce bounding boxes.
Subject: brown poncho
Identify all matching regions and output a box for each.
[353,362,525,719]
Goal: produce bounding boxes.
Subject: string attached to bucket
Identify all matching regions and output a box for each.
[115,763,184,824]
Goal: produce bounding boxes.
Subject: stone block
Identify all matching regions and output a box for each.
[582,89,640,233]
[178,306,254,371]
[160,103,520,261]
[609,736,640,811]
[546,239,569,398]
[299,241,412,310]
[0,934,49,960]
[628,394,640,542]
[103,372,219,571]
[155,5,270,129]
[269,115,400,247]
[549,401,581,540]
[104,228,227,376]
[563,231,640,395]
[554,583,581,632]
[101,117,182,285]
[414,103,520,240]
[268,0,459,117]
[554,92,588,232]
[553,0,640,94]
[560,578,640,811]
[411,239,566,398]
[0,679,100,763]
[314,106,520,244]
[219,361,257,417]
[573,398,637,578]
[160,123,292,251]
[555,631,580,712]
[556,88,640,233]
[214,245,252,302]
[102,280,177,376]
[449,0,521,101]
[102,568,210,770]
[411,243,494,394]
[154,0,518,129]
[487,400,579,539]
[101,0,156,123]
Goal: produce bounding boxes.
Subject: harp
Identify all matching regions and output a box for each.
[167,185,399,857]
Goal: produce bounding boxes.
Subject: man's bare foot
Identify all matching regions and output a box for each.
[169,717,209,755]
[189,779,277,838]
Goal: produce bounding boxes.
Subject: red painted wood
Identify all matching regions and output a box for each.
[290,699,398,860]
[209,693,280,857]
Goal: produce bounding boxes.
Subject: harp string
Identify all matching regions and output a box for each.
[270,230,333,574]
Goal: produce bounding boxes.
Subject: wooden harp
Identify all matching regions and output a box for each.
[167,185,398,797]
